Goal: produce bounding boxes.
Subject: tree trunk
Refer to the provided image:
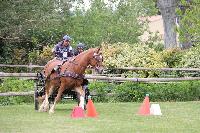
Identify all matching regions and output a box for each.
[157,0,179,49]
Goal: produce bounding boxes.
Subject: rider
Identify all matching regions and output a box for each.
[74,42,90,105]
[74,42,85,56]
[52,35,74,61]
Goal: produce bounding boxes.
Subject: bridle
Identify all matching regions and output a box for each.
[92,53,103,62]
[89,52,103,71]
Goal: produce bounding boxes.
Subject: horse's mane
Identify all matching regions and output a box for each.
[71,48,96,61]
[76,48,96,57]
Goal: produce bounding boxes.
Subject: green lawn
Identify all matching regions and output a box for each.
[0,102,200,133]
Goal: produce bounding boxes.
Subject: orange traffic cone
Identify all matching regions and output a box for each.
[138,94,150,115]
[86,96,98,117]
[71,106,85,118]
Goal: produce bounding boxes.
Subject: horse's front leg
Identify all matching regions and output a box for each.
[39,97,46,112]
[43,85,54,112]
[49,84,65,114]
[39,81,52,112]
[75,86,85,109]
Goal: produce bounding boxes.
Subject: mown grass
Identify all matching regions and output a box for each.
[0,102,200,133]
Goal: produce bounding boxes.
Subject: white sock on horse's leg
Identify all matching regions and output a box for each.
[43,95,49,111]
[39,99,46,112]
[49,102,56,114]
[79,95,85,109]
[49,91,62,114]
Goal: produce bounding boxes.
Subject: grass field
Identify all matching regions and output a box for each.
[0,102,200,133]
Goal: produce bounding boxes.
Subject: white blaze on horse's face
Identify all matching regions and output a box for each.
[90,52,104,73]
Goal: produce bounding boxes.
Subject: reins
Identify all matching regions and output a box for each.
[47,48,102,81]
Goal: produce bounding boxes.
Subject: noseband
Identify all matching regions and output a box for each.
[92,53,103,63]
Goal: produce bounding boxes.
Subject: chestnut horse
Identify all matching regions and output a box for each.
[39,47,103,114]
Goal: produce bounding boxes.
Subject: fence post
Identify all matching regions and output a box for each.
[34,82,39,110]
[92,69,96,82]
[29,62,33,72]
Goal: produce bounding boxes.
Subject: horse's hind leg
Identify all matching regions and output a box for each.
[38,83,49,112]
[75,86,85,109]
[49,83,65,114]
[39,81,54,112]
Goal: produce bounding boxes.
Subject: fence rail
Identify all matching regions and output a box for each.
[1,64,200,71]
[1,64,200,97]
[0,91,34,96]
[0,64,43,68]
[116,67,200,71]
[0,73,200,82]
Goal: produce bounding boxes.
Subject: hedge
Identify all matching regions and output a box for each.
[89,81,200,102]
[0,78,200,105]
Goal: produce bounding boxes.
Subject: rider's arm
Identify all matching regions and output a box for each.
[53,44,61,57]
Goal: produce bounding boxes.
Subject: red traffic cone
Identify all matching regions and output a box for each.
[138,94,150,115]
[71,106,85,118]
[86,96,98,117]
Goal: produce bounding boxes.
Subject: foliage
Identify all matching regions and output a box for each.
[0,0,72,64]
[0,78,34,105]
[69,0,147,46]
[161,48,183,68]
[144,32,165,51]
[177,0,200,47]
[179,45,200,68]
[29,45,54,65]
[0,0,152,66]
[102,42,166,68]
[114,82,145,102]
[102,42,167,77]
[89,81,200,102]
[1,78,200,105]
[89,82,115,102]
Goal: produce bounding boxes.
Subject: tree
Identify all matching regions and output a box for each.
[0,0,74,64]
[157,0,179,49]
[68,0,150,46]
[177,0,200,49]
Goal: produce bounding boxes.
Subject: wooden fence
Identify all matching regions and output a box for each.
[1,63,200,71]
[1,73,200,82]
[0,91,34,96]
[0,64,200,96]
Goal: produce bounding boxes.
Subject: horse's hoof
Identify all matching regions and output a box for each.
[49,110,54,114]
[38,108,45,112]
[43,106,49,112]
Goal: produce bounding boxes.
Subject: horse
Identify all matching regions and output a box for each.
[39,47,103,114]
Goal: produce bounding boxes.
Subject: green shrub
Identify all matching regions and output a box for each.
[161,48,183,68]
[114,82,145,102]
[0,78,34,105]
[102,42,166,68]
[89,82,115,102]
[180,46,200,68]
[89,81,200,102]
[1,79,200,105]
[102,42,167,77]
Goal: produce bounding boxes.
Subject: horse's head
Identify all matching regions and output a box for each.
[89,47,104,73]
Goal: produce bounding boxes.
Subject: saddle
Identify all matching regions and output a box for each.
[43,57,75,78]
[43,58,63,77]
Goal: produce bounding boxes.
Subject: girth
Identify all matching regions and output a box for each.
[60,70,85,79]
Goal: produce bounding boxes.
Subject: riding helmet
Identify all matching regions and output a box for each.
[63,35,71,41]
[77,43,85,49]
